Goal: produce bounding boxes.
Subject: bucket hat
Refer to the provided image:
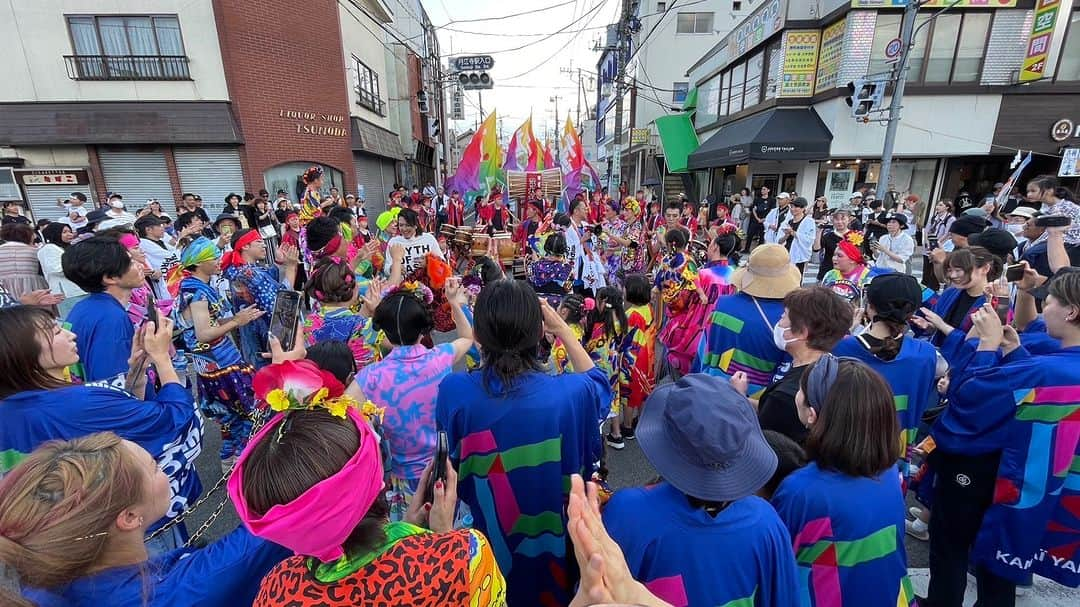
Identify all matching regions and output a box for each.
[730,244,802,299]
[637,374,777,502]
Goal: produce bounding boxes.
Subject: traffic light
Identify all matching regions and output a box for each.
[458,71,493,90]
[417,91,430,114]
[845,79,885,120]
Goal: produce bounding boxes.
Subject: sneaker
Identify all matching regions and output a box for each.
[908,506,924,520]
[621,425,635,440]
[905,518,929,541]
[605,433,625,450]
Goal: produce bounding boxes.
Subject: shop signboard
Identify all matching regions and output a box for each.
[850,1,1017,7]
[729,0,787,62]
[1059,148,1079,178]
[779,30,820,98]
[631,128,650,145]
[1020,0,1064,82]
[825,169,856,209]
[815,18,847,94]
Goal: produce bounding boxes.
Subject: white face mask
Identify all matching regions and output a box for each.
[1005,223,1025,236]
[773,323,799,351]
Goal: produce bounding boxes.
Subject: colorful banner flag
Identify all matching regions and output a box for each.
[445,111,504,202]
[504,116,541,172]
[560,117,601,206]
[542,140,554,171]
[1020,0,1064,82]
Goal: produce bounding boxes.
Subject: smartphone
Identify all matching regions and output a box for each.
[1005,263,1025,283]
[423,431,449,504]
[1034,215,1071,228]
[268,290,302,351]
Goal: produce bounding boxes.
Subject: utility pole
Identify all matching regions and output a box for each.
[612,0,632,193]
[549,95,561,165]
[877,1,920,208]
[478,90,484,118]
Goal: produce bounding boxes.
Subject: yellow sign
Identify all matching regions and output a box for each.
[630,128,650,145]
[1020,0,1063,82]
[279,109,348,137]
[779,30,820,98]
[815,19,846,95]
[850,1,1017,7]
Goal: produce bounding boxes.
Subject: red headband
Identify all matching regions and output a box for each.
[314,234,343,259]
[220,230,263,271]
[837,240,865,266]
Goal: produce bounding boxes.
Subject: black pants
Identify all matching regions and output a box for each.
[744,220,765,252]
[925,450,1016,607]
[795,261,806,275]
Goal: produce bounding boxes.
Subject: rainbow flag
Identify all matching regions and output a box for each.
[542,140,554,171]
[504,117,543,172]
[560,117,601,204]
[446,111,505,202]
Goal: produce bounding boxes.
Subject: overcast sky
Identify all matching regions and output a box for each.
[422,0,620,144]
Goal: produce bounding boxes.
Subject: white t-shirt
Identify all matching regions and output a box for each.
[386,233,444,275]
[62,203,89,229]
[140,238,181,300]
[874,232,916,273]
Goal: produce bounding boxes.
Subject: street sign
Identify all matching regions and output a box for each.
[884,38,902,64]
[453,55,494,72]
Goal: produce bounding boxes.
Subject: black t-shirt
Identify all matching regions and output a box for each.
[943,291,978,331]
[752,197,775,223]
[784,216,806,251]
[818,230,845,275]
[1,214,31,226]
[758,364,809,445]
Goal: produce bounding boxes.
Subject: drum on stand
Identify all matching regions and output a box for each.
[453,226,474,249]
[439,224,458,241]
[471,229,490,257]
[492,231,516,265]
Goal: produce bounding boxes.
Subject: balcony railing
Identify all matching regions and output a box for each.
[355,85,386,116]
[64,55,191,81]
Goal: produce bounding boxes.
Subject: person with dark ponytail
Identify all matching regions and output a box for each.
[549,293,588,374]
[1026,174,1080,245]
[833,273,939,467]
[527,230,573,306]
[436,279,608,607]
[655,226,707,375]
[345,277,472,521]
[588,286,627,449]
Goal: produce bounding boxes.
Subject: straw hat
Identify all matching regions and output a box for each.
[731,244,802,299]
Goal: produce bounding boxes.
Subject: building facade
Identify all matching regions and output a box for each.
[0,0,444,221]
[682,0,1080,211]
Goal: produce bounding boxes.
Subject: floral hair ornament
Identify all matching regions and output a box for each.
[583,297,596,312]
[383,280,434,305]
[228,362,385,562]
[302,165,324,185]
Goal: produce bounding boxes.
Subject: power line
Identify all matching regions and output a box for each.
[500,0,615,82]
[476,0,609,55]
[442,1,579,26]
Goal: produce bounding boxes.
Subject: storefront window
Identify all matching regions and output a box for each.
[1056,10,1080,81]
[764,39,781,101]
[729,62,746,114]
[924,14,960,83]
[719,70,731,117]
[953,13,990,82]
[263,162,344,202]
[906,15,932,83]
[744,51,764,109]
[870,14,901,74]
[698,74,721,126]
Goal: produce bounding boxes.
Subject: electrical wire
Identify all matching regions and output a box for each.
[444,1,579,26]
[499,0,615,82]
[474,0,609,55]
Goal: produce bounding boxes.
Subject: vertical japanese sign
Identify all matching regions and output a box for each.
[1020,0,1063,82]
[779,30,821,97]
[815,18,847,94]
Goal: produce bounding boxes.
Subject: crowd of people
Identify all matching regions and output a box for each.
[0,166,1078,607]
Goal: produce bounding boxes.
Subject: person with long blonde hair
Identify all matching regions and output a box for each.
[0,432,287,607]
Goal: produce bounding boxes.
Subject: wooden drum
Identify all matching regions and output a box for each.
[471,231,490,257]
[439,224,458,240]
[492,231,516,264]
[453,226,474,248]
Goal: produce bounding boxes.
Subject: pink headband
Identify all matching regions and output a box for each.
[119,233,140,249]
[227,406,385,561]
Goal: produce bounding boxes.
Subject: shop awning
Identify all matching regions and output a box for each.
[350,117,404,161]
[654,113,699,174]
[0,101,242,145]
[687,108,832,169]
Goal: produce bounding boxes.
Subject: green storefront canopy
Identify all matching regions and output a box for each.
[654,113,699,174]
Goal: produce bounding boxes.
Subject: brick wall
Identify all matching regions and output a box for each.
[212,0,355,194]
